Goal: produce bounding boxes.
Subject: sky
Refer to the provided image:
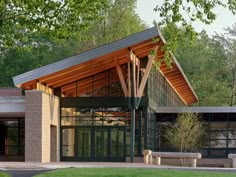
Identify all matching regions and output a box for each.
[136,0,236,36]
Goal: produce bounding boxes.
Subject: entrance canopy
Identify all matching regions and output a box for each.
[13,27,198,105]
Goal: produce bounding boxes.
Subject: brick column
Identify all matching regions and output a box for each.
[25,90,59,162]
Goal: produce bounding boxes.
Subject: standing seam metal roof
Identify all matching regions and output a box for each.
[13,27,159,86]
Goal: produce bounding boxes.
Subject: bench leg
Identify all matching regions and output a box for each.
[149,155,153,164]
[232,158,236,168]
[191,159,197,168]
[156,157,161,165]
[143,155,149,164]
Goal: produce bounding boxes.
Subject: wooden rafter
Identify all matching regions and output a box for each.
[114,58,128,97]
[136,46,159,98]
[137,54,154,97]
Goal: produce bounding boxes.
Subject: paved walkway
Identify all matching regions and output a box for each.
[6,169,51,177]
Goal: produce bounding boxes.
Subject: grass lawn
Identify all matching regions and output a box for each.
[34,168,235,177]
[0,171,10,177]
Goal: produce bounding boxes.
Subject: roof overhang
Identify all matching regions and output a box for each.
[13,26,198,105]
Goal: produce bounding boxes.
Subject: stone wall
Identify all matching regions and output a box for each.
[25,90,59,162]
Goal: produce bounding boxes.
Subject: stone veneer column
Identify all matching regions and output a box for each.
[25,90,60,162]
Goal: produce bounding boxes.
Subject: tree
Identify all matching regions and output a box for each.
[214,24,236,105]
[165,113,205,154]
[0,0,107,54]
[153,0,236,61]
[162,24,232,106]
[0,0,146,87]
[155,1,236,26]
[78,0,146,50]
[176,30,232,106]
[165,113,206,166]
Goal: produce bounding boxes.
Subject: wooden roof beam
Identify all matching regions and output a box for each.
[114,58,128,97]
[137,46,158,97]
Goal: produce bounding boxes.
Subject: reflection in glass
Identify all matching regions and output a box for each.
[62,128,75,157]
[61,107,128,126]
[61,68,124,97]
[77,128,91,158]
[210,122,227,130]
[210,131,227,139]
[0,119,24,156]
[228,139,236,148]
[210,140,227,148]
[95,129,108,158]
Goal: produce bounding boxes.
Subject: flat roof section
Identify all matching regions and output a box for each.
[13,26,198,105]
[0,88,22,96]
[0,96,25,117]
[155,107,236,113]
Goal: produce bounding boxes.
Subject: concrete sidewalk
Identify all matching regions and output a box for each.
[0,162,236,173]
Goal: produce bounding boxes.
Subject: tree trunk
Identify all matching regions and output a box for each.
[231,68,236,106]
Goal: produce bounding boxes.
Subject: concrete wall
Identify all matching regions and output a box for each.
[25,90,60,162]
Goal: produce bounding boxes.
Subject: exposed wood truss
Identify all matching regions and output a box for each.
[114,46,159,104]
[36,82,53,94]
[114,58,128,97]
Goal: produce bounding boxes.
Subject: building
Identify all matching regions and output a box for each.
[156,107,236,159]
[0,27,198,162]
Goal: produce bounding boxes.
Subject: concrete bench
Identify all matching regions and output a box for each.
[143,150,202,167]
[228,154,236,168]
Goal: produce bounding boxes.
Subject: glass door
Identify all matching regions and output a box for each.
[77,128,91,160]
[61,126,125,161]
[94,127,125,161]
[110,127,125,160]
[61,128,75,159]
[94,128,109,160]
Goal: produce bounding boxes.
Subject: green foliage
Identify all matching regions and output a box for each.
[154,0,236,64]
[0,0,146,87]
[172,26,232,106]
[0,41,78,86]
[34,168,236,177]
[0,0,108,54]
[155,1,236,26]
[85,0,146,47]
[165,113,205,152]
[214,25,236,106]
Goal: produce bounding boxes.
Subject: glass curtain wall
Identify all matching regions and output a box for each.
[156,113,236,158]
[61,107,145,161]
[60,68,124,97]
[148,70,185,107]
[0,118,24,159]
[145,108,157,151]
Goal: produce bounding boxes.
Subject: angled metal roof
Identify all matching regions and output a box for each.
[12,26,198,105]
[13,27,159,86]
